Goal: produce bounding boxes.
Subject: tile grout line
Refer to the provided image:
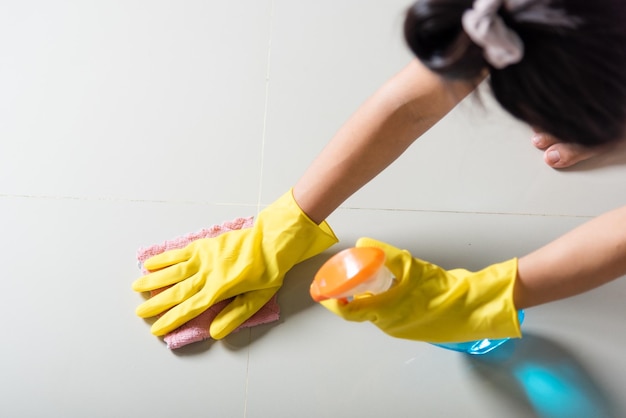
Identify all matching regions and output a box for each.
[246,1,275,417]
[0,193,260,207]
[337,206,595,219]
[0,193,596,219]
[256,0,276,217]
[243,330,252,418]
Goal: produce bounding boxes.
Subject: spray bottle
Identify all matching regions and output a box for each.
[310,247,523,355]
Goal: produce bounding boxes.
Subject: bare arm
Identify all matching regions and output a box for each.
[515,205,626,308]
[293,59,475,224]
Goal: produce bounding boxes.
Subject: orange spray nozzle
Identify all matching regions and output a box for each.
[310,247,386,302]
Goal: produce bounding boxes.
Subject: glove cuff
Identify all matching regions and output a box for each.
[448,258,522,342]
[259,189,338,268]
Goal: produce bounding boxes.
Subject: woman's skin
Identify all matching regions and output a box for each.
[531,130,619,169]
[516,206,626,308]
[293,59,626,311]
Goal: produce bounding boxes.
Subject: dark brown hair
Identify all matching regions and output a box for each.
[404,0,626,146]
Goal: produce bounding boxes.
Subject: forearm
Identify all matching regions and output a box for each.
[515,205,626,308]
[294,60,475,224]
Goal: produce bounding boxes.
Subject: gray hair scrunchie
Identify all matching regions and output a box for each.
[462,0,524,69]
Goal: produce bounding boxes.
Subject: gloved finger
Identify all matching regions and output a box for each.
[319,298,353,318]
[355,237,404,257]
[319,296,378,323]
[355,236,437,283]
[355,236,417,278]
[143,245,194,271]
[135,273,205,319]
[149,285,223,336]
[209,287,278,340]
[132,261,196,292]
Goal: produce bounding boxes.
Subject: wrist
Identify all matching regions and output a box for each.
[261,189,338,268]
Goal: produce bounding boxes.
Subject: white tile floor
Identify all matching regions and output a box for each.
[2,1,626,417]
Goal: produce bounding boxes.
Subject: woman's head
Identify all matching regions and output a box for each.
[404,0,626,147]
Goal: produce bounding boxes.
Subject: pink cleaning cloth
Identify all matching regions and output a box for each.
[137,216,280,349]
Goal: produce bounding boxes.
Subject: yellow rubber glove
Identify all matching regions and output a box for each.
[320,238,522,343]
[132,189,338,339]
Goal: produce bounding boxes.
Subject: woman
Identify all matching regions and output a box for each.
[132,0,626,343]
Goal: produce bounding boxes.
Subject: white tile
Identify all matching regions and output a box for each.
[260,0,414,201]
[0,196,254,417]
[0,1,272,204]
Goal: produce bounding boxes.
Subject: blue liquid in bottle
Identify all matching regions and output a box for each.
[432,310,525,355]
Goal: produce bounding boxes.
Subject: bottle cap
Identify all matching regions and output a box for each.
[310,247,386,302]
